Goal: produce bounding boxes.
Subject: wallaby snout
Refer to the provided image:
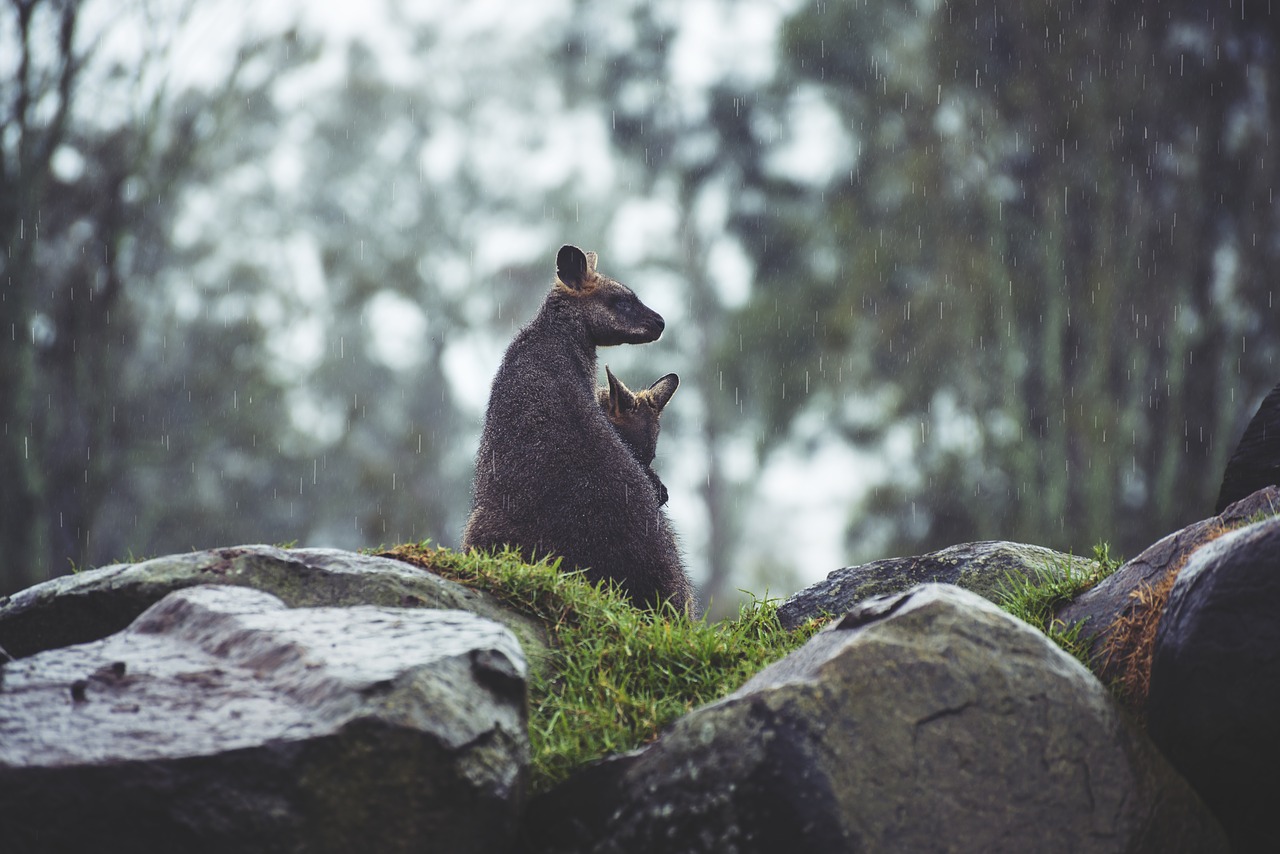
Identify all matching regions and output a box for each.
[554,244,665,347]
[604,298,664,346]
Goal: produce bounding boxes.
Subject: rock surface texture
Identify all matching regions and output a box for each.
[0,585,529,854]
[1056,486,1280,694]
[1146,515,1280,854]
[777,540,1092,629]
[527,584,1226,854]
[0,544,546,664]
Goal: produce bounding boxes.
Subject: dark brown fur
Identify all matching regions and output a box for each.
[597,366,678,506]
[462,246,694,615]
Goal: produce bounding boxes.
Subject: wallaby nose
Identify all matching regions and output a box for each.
[645,314,665,341]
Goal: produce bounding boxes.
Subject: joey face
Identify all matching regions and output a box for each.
[555,244,665,346]
[599,366,679,467]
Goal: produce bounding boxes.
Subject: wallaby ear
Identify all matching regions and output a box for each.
[584,251,599,274]
[647,373,679,411]
[604,365,635,415]
[556,244,590,291]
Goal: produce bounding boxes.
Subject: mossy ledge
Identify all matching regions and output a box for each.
[995,542,1122,666]
[380,542,824,794]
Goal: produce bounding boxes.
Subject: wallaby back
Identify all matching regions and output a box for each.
[597,366,678,506]
[463,245,694,615]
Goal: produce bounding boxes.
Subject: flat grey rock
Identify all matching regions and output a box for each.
[0,544,547,667]
[0,585,529,853]
[778,540,1090,629]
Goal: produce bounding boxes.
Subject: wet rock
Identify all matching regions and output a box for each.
[527,584,1224,854]
[0,585,529,854]
[0,545,547,667]
[1056,486,1279,709]
[1216,381,1280,512]
[777,540,1091,629]
[1147,515,1280,854]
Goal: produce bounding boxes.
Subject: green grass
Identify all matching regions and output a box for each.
[383,542,825,794]
[1237,502,1280,528]
[995,542,1122,664]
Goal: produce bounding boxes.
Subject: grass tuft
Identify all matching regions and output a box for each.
[1237,502,1280,528]
[382,542,824,793]
[995,541,1122,664]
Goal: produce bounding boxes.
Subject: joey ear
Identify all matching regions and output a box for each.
[556,244,590,290]
[604,365,635,415]
[647,373,679,411]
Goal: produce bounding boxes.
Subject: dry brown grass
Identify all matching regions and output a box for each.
[1100,571,1179,718]
[1100,522,1225,719]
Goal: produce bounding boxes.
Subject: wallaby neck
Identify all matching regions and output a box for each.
[521,291,599,394]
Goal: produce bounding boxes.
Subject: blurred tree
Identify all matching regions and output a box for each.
[726,0,1280,558]
[0,0,322,591]
[270,39,477,549]
[142,18,600,559]
[1,0,80,589]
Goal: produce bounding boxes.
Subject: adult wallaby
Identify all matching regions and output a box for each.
[597,366,678,507]
[463,245,694,616]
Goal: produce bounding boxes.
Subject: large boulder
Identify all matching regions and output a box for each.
[1147,514,1280,854]
[526,584,1225,854]
[0,544,547,666]
[1216,381,1280,512]
[0,585,529,854]
[778,540,1091,629]
[1056,486,1279,710]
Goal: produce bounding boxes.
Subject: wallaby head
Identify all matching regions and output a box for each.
[597,365,679,467]
[554,244,665,346]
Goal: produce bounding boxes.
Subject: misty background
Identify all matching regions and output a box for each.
[3,0,1277,617]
